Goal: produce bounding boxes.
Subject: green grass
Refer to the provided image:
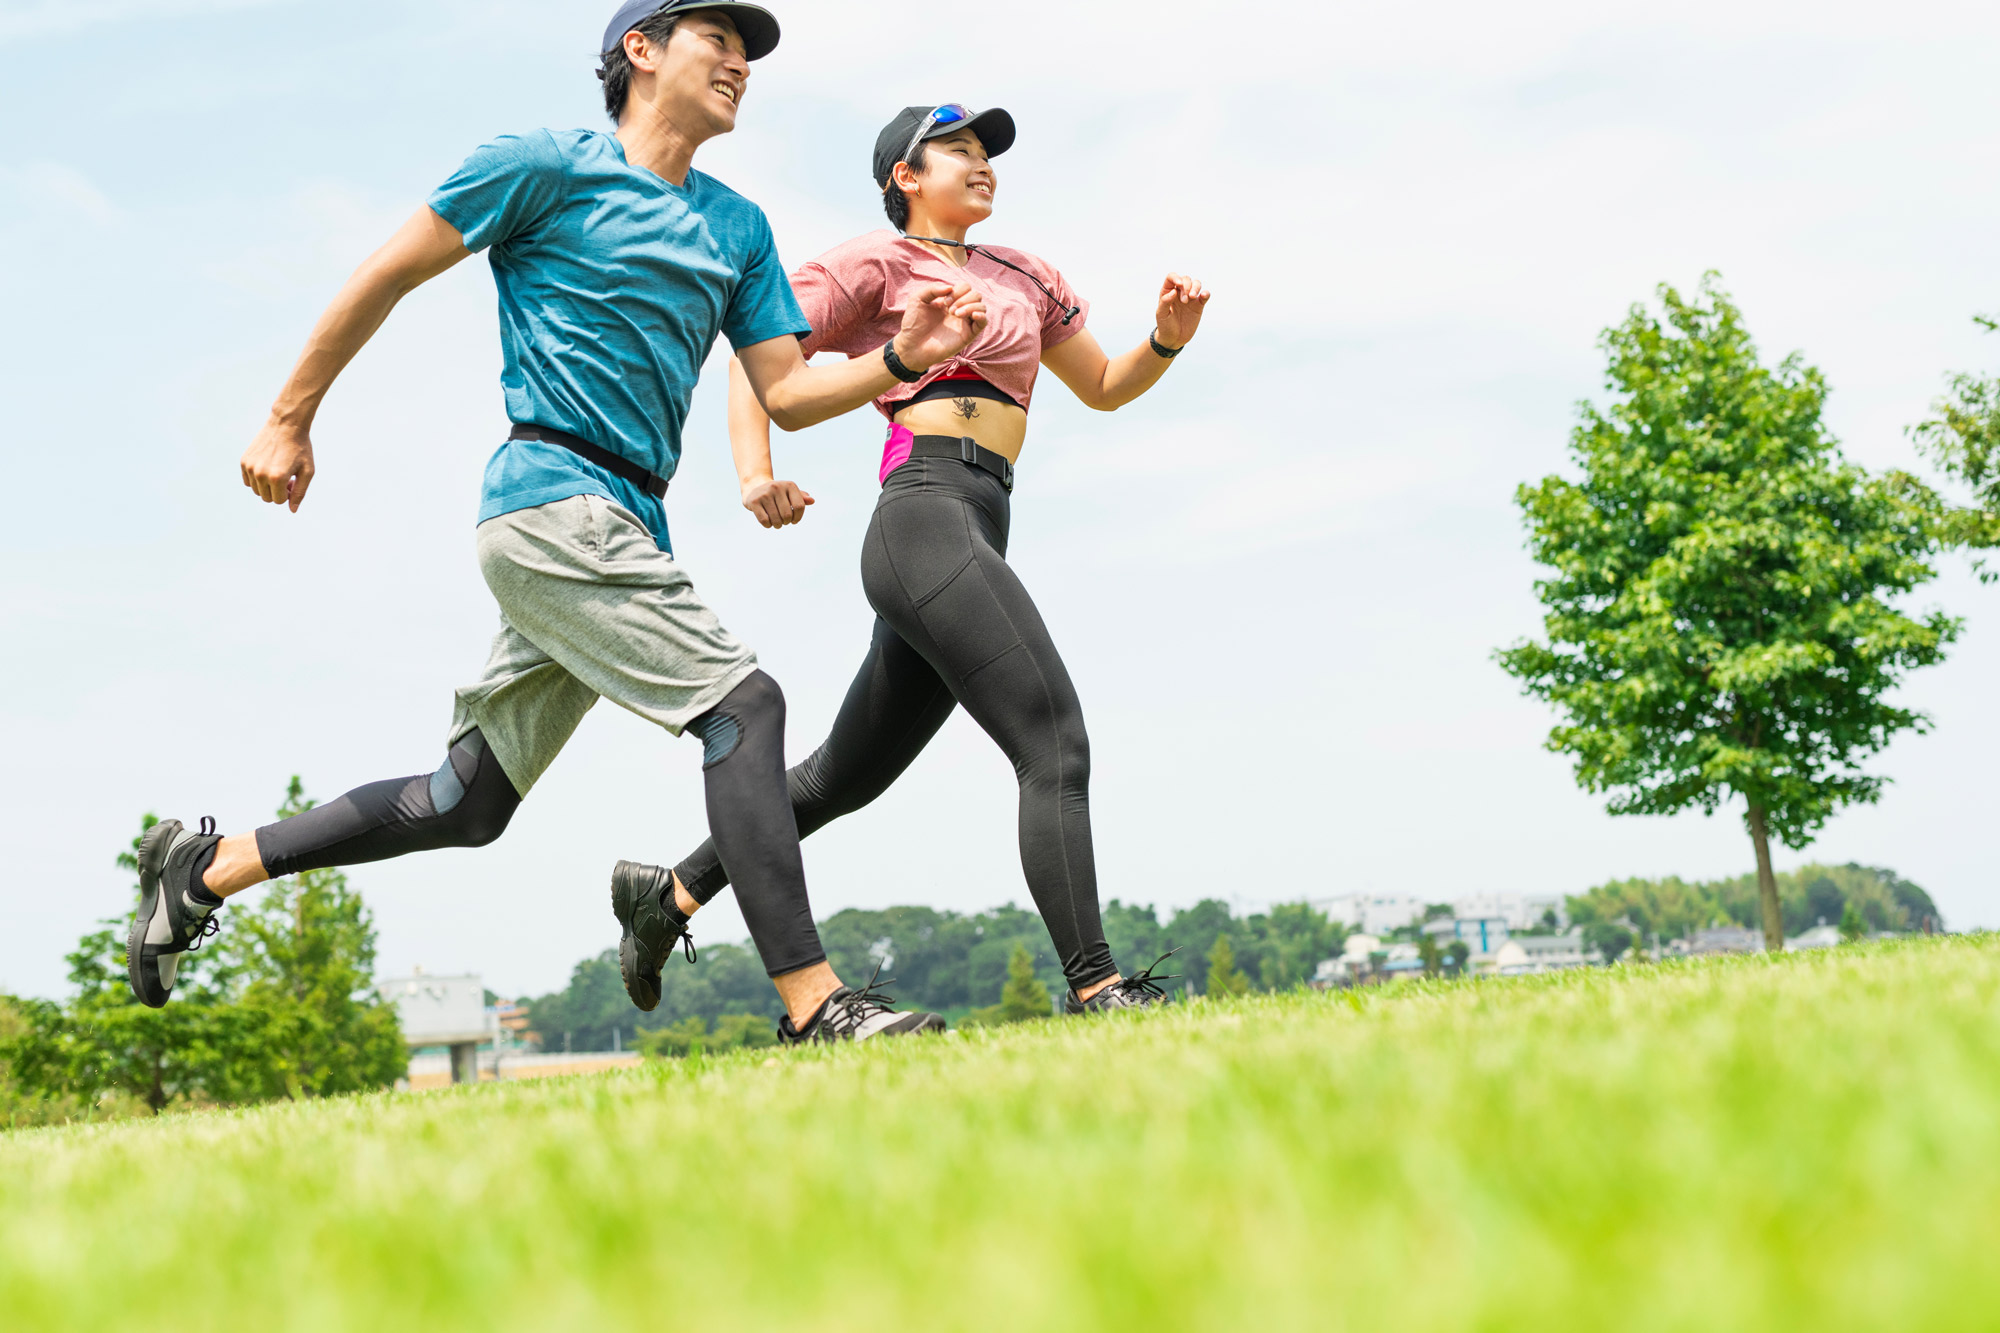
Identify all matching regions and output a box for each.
[5,936,1999,1332]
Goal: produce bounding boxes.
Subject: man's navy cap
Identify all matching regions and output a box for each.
[872,105,1016,187]
[601,1,781,63]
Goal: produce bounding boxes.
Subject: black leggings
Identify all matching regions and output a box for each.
[255,670,824,977]
[673,457,1116,991]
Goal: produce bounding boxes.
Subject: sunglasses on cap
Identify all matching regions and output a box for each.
[896,103,973,175]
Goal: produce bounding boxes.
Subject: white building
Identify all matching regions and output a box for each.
[1313,894,1426,935]
[1423,914,1511,955]
[1313,892,1568,936]
[1450,893,1569,931]
[1492,932,1593,975]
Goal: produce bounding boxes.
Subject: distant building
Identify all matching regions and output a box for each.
[1423,915,1511,955]
[1314,894,1426,935]
[1450,893,1569,932]
[1692,927,1763,955]
[1493,932,1592,975]
[1787,924,1843,950]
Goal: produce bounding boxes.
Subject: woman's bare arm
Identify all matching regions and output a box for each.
[1041,273,1210,412]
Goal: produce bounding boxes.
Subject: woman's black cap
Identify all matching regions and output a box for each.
[871,105,1017,187]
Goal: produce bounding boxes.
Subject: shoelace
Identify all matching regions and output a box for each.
[821,962,899,1038]
[1103,948,1183,1004]
[646,871,699,963]
[186,911,223,951]
[186,815,224,950]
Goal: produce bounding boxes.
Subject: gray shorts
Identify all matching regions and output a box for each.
[447,494,759,795]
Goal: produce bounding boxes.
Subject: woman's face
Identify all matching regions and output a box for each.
[908,127,995,225]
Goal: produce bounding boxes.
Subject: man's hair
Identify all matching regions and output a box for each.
[881,142,928,231]
[597,11,681,124]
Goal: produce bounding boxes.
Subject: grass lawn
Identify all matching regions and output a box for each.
[4,935,1998,1331]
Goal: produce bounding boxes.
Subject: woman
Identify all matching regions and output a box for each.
[616,102,1209,1016]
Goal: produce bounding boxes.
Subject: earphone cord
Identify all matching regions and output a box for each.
[901,234,1079,326]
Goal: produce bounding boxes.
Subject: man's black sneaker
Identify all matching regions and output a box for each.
[125,817,226,1008]
[1065,949,1181,1015]
[611,859,696,1012]
[777,969,947,1044]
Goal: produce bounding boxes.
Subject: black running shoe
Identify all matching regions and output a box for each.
[611,859,696,1012]
[1065,949,1181,1015]
[777,967,947,1044]
[125,817,226,1008]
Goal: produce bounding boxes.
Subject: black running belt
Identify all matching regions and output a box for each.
[907,434,1014,493]
[508,423,669,499]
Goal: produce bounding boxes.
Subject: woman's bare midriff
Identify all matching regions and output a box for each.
[892,396,1030,464]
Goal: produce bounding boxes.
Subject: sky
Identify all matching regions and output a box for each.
[1,0,1996,1001]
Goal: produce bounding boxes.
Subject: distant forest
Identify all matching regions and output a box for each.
[521,864,1941,1051]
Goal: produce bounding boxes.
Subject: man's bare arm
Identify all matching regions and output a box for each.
[735,280,987,432]
[242,206,473,511]
[728,356,813,528]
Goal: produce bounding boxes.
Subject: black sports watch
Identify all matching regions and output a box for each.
[1148,330,1184,359]
[882,341,926,383]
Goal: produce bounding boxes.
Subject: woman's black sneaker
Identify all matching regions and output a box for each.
[611,859,696,1012]
[777,968,947,1044]
[125,817,226,1008]
[1065,949,1181,1014]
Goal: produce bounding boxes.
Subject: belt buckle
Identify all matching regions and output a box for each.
[1002,458,1014,493]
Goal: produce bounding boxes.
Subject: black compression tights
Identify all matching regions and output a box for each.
[672,457,1117,992]
[254,672,823,977]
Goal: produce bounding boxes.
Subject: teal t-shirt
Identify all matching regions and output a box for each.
[429,129,809,552]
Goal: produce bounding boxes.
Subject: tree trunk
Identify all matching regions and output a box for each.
[1747,804,1784,952]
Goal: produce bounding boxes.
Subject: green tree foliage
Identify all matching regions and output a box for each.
[214,779,406,1100]
[57,815,241,1113]
[1499,277,1959,950]
[634,1013,777,1058]
[1839,902,1867,943]
[526,941,782,1052]
[1910,314,2000,565]
[1416,932,1442,978]
[1444,940,1472,976]
[1205,934,1249,998]
[527,898,1346,1041]
[32,794,404,1119]
[998,943,1054,1022]
[1568,863,1940,942]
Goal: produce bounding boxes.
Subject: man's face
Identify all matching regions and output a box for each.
[628,11,749,134]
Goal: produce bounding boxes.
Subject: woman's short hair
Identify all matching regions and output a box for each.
[881,143,928,230]
[596,12,682,123]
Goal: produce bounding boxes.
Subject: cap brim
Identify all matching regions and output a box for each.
[607,2,781,62]
[924,107,1015,158]
[686,2,781,61]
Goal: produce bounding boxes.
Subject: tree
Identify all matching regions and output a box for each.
[1911,313,2000,567]
[1569,863,1940,943]
[997,942,1053,1022]
[1839,902,1867,944]
[1416,931,1442,978]
[214,778,406,1100]
[1444,940,1471,976]
[1205,934,1249,998]
[1499,277,1959,951]
[60,815,237,1113]
[1253,902,1343,990]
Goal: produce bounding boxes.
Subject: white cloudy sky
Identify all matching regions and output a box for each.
[2,0,1996,999]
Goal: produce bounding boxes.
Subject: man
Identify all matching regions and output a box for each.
[126,1,986,1044]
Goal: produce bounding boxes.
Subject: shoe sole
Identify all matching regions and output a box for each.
[610,860,661,1013]
[125,819,182,1009]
